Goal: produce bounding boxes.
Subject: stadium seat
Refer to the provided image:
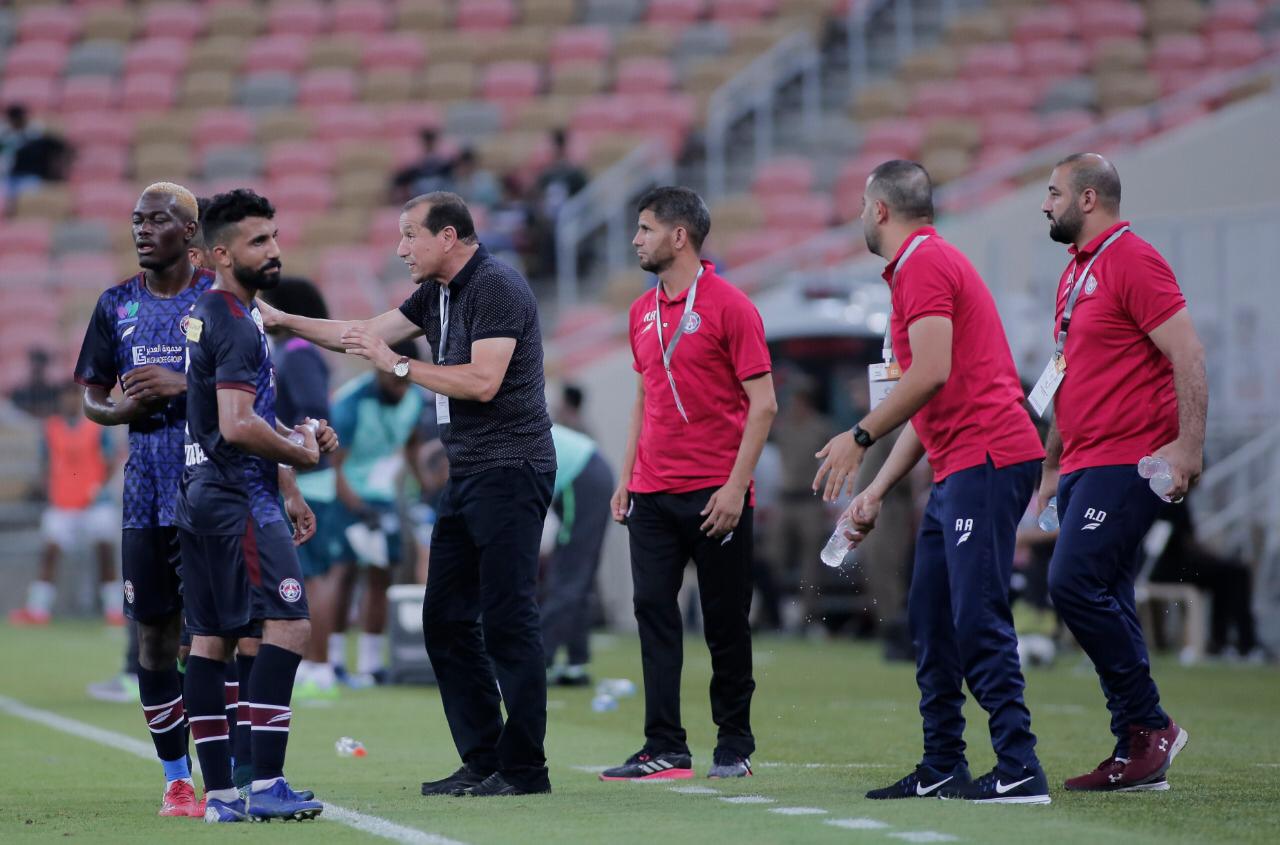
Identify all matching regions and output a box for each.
[55,253,121,291]
[1019,39,1089,82]
[1207,30,1267,69]
[850,79,910,122]
[130,143,192,185]
[482,61,543,103]
[859,118,925,159]
[898,46,960,84]
[945,10,1009,46]
[207,2,262,39]
[68,144,129,184]
[64,39,125,77]
[1156,100,1210,132]
[615,25,678,59]
[73,182,139,224]
[361,33,426,72]
[1146,0,1205,37]
[751,156,814,196]
[309,36,365,70]
[0,256,52,290]
[1041,108,1096,139]
[981,111,1043,150]
[243,34,311,74]
[1092,37,1149,74]
[1071,2,1145,43]
[615,57,676,93]
[135,111,195,146]
[313,104,384,143]
[298,68,359,106]
[238,72,298,108]
[923,117,982,155]
[550,26,614,64]
[959,43,1023,79]
[201,145,263,181]
[583,0,645,25]
[143,4,208,41]
[422,63,478,101]
[551,59,610,95]
[16,6,81,44]
[194,108,256,147]
[1013,7,1077,43]
[188,37,246,75]
[393,0,453,31]
[4,41,68,78]
[383,102,444,135]
[1150,34,1209,72]
[265,140,336,180]
[446,100,507,139]
[647,0,707,26]
[62,110,135,147]
[1,75,57,112]
[59,75,119,112]
[267,0,330,37]
[1039,75,1098,113]
[268,175,335,214]
[455,0,517,32]
[970,78,1037,114]
[332,0,392,35]
[361,69,416,102]
[524,0,579,27]
[0,220,52,258]
[709,0,777,23]
[910,81,976,118]
[180,70,236,108]
[81,6,139,42]
[1203,0,1264,35]
[123,38,190,76]
[512,95,577,132]
[257,109,312,144]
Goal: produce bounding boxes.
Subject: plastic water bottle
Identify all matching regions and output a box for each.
[335,736,367,757]
[596,678,636,698]
[288,418,320,446]
[1037,497,1059,532]
[1138,456,1174,498]
[591,693,618,713]
[820,515,855,568]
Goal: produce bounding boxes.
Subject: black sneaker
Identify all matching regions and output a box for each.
[465,773,551,797]
[937,766,1051,804]
[599,748,694,781]
[707,749,752,779]
[866,763,971,799]
[421,765,489,796]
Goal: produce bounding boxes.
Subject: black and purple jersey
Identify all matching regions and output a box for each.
[73,269,215,529]
[178,289,283,534]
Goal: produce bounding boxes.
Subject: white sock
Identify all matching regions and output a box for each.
[328,633,346,669]
[252,777,283,793]
[357,634,386,674]
[313,662,336,689]
[207,787,239,803]
[100,581,122,614]
[28,580,55,614]
[296,660,317,685]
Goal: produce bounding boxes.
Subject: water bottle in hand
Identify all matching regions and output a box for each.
[1037,497,1059,532]
[820,515,855,568]
[1138,456,1174,499]
[289,418,320,446]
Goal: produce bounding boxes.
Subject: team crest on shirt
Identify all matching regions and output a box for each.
[682,312,702,333]
[123,580,135,605]
[1083,274,1098,295]
[279,578,302,603]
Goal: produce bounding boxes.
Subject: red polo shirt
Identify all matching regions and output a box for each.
[1052,221,1185,475]
[628,261,772,494]
[886,227,1044,481]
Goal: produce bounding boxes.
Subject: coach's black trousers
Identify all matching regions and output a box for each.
[628,487,756,758]
[423,464,554,791]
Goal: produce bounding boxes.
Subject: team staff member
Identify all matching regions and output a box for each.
[820,161,1050,804]
[1037,153,1204,792]
[602,186,776,782]
[257,191,557,798]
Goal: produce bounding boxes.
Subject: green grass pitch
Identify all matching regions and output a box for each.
[0,622,1275,843]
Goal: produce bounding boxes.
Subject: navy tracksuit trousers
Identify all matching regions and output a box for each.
[1048,465,1169,756]
[910,458,1040,777]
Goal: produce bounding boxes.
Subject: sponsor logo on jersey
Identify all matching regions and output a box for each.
[116,301,140,323]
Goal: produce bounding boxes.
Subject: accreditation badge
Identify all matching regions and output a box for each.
[868,362,902,410]
[435,391,451,426]
[1027,354,1066,418]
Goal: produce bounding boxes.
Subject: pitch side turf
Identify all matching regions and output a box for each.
[0,622,1274,844]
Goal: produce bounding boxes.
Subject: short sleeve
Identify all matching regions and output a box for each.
[399,283,432,329]
[1120,248,1185,334]
[896,253,956,327]
[211,308,261,393]
[470,271,531,341]
[721,296,771,381]
[277,347,330,425]
[73,295,118,388]
[629,302,643,374]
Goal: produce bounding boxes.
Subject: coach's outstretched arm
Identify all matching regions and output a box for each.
[217,387,319,469]
[256,300,423,354]
[341,325,514,403]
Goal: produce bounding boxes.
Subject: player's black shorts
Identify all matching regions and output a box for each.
[121,526,183,624]
[179,516,309,637]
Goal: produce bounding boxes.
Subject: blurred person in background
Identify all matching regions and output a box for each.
[452,147,501,211]
[323,339,429,689]
[531,129,588,278]
[604,186,776,782]
[408,429,450,584]
[542,423,613,687]
[9,382,120,628]
[554,383,591,436]
[11,347,61,418]
[391,129,454,204]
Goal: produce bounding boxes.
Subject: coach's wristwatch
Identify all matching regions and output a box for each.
[851,424,875,448]
[393,356,411,378]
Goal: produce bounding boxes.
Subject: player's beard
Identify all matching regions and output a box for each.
[637,244,674,274]
[233,258,283,290]
[864,222,883,257]
[1047,203,1084,245]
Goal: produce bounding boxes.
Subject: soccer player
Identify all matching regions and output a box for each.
[817,161,1050,804]
[178,189,334,822]
[74,182,214,817]
[1038,153,1204,791]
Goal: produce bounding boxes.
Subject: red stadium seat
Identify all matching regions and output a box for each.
[1203,0,1264,35]
[123,38,191,76]
[319,246,383,286]
[243,34,312,74]
[1019,39,1089,83]
[1,76,58,112]
[195,109,257,147]
[383,102,444,135]
[1207,30,1267,69]
[299,68,359,106]
[571,96,632,132]
[17,7,82,44]
[264,140,336,179]
[121,72,179,112]
[626,93,697,132]
[981,112,1043,150]
[723,229,785,269]
[59,76,121,112]
[550,26,614,64]
[63,111,136,148]
[312,105,384,143]
[143,4,209,40]
[1014,7,1077,44]
[55,254,121,291]
[333,0,392,34]
[0,256,51,290]
[0,220,53,258]
[1157,101,1210,132]
[1071,2,1145,43]
[859,118,926,159]
[1041,109,1096,139]
[910,81,976,118]
[615,57,675,93]
[482,61,543,103]
[74,182,140,223]
[647,0,706,26]
[267,0,330,36]
[751,156,814,196]
[762,193,832,230]
[455,0,516,32]
[960,43,1024,79]
[708,0,776,23]
[974,143,1028,171]
[68,144,128,184]
[970,78,1037,115]
[269,176,335,213]
[4,42,70,78]
[1150,34,1209,71]
[361,33,426,72]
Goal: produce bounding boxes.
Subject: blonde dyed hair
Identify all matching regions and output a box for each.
[140,181,199,222]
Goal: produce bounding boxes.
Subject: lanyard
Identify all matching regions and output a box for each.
[654,267,703,423]
[882,233,930,364]
[437,287,450,364]
[1055,225,1129,357]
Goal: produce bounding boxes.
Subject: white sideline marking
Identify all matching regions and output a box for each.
[1255,763,1280,768]
[769,807,827,816]
[717,795,775,805]
[888,833,958,843]
[670,786,720,795]
[755,762,893,769]
[571,765,608,773]
[0,694,467,845]
[826,818,890,830]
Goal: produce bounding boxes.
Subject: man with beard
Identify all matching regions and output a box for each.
[1036,153,1204,793]
[601,186,776,782]
[74,182,214,816]
[818,160,1049,804]
[255,191,557,798]
[178,189,336,822]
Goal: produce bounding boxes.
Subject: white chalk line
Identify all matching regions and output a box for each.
[0,694,467,845]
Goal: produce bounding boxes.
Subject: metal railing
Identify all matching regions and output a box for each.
[553,141,674,311]
[704,29,822,200]
[1196,423,1280,565]
[846,0,963,92]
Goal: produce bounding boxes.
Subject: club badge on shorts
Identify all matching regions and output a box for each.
[278,578,302,603]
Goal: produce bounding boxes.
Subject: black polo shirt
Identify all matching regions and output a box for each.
[399,244,556,477]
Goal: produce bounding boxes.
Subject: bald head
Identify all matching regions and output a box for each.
[867,160,934,223]
[1055,153,1121,213]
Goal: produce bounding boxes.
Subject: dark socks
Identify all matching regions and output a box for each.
[233,653,256,788]
[248,645,301,783]
[184,656,233,791]
[137,667,187,767]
